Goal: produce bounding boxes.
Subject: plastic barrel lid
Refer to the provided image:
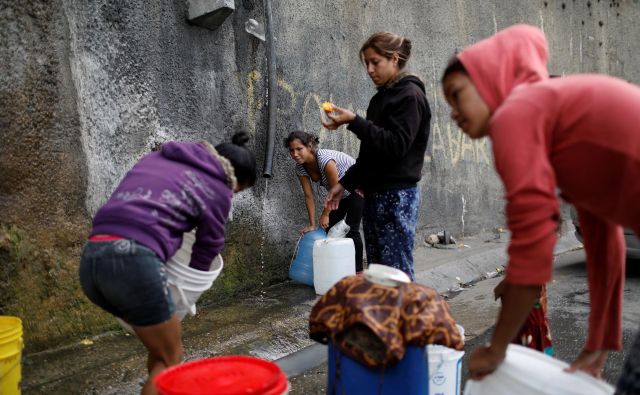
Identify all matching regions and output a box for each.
[155,356,288,395]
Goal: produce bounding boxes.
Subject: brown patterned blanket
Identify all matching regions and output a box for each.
[309,275,464,368]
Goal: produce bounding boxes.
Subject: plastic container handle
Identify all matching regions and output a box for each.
[168,278,196,316]
[289,234,303,270]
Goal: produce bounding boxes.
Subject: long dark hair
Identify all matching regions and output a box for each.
[441,56,468,83]
[283,131,319,151]
[216,131,257,188]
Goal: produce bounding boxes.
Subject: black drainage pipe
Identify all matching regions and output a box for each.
[262,0,277,178]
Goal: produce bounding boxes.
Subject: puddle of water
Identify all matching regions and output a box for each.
[248,336,302,360]
[240,297,279,308]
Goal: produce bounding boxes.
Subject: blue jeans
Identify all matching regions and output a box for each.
[79,239,175,326]
[363,187,420,280]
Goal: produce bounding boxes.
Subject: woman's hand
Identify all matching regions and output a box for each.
[320,105,356,130]
[494,279,507,300]
[470,282,540,380]
[325,184,345,211]
[319,214,330,229]
[469,344,506,380]
[300,225,317,235]
[566,348,609,378]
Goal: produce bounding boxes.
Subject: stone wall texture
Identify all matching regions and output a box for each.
[1,0,638,348]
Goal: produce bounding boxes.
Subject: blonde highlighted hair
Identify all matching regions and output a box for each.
[360,32,412,69]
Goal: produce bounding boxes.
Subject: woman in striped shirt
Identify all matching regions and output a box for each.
[284,131,364,272]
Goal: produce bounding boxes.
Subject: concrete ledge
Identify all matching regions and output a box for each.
[188,0,234,30]
[415,229,582,296]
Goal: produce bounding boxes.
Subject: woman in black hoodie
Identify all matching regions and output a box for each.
[322,32,431,280]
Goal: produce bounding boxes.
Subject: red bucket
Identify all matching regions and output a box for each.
[154,356,289,395]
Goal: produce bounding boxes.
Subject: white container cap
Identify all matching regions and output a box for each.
[364,264,411,287]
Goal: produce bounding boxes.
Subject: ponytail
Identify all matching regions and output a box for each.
[215,131,257,188]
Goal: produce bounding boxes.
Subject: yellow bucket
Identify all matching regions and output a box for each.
[0,316,22,395]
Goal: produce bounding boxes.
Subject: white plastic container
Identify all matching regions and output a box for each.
[164,231,223,319]
[463,344,614,395]
[117,231,223,333]
[312,238,355,295]
[165,252,223,319]
[428,344,465,395]
[456,324,465,345]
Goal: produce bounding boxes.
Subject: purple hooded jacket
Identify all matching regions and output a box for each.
[90,142,233,270]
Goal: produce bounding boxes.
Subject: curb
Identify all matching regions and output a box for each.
[417,231,582,296]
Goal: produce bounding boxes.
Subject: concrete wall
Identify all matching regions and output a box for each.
[2,0,639,347]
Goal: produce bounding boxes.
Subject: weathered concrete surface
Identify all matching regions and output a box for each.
[21,230,582,393]
[2,0,640,348]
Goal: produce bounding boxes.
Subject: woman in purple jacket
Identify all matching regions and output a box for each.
[79,132,256,395]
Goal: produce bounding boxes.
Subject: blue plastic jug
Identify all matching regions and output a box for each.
[288,228,326,286]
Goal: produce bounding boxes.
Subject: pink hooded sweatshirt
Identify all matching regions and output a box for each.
[458,24,640,351]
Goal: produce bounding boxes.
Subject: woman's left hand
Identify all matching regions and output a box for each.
[320,214,330,229]
[320,105,356,130]
[469,345,506,380]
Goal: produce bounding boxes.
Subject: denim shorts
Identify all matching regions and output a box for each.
[79,239,175,326]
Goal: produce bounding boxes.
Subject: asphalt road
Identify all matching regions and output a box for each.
[285,249,640,393]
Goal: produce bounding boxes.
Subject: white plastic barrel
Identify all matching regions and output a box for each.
[463,344,614,395]
[428,344,465,395]
[312,238,355,295]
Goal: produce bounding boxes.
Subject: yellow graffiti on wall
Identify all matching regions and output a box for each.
[247,70,491,167]
[246,70,263,137]
[277,78,297,114]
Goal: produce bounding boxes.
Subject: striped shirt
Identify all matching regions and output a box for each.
[296,149,355,197]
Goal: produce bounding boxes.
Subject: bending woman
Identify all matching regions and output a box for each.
[322,32,431,280]
[285,130,364,272]
[441,24,640,393]
[79,132,256,394]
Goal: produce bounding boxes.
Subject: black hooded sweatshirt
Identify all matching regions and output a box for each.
[340,75,431,193]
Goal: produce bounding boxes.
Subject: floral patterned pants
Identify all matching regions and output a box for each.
[362,187,419,280]
[512,285,554,356]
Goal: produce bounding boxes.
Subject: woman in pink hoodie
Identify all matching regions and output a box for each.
[441,24,640,392]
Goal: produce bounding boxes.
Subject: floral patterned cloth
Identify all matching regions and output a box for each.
[309,275,464,368]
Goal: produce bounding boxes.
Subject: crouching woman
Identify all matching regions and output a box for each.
[79,132,256,394]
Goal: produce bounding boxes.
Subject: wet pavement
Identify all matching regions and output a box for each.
[22,230,595,394]
[284,250,640,393]
[23,284,320,394]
